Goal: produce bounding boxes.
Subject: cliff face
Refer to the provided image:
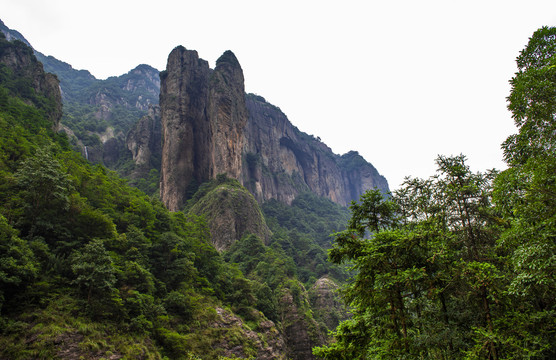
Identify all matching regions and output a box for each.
[242,95,389,206]
[160,47,248,211]
[159,46,212,211]
[126,105,162,177]
[0,32,62,127]
[208,50,248,180]
[159,47,389,211]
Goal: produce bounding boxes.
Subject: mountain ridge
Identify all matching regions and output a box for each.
[1,19,389,209]
[158,46,389,210]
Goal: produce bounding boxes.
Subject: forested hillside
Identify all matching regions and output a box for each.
[314,26,556,360]
[1,17,554,360]
[0,32,352,359]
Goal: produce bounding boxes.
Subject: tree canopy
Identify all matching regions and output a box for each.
[314,26,556,360]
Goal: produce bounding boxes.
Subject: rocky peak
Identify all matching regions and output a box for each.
[159,46,389,211]
[160,47,249,211]
[209,50,248,179]
[159,46,212,211]
[0,32,62,127]
[118,64,161,109]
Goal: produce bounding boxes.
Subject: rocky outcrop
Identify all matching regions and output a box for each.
[279,283,326,360]
[159,47,389,210]
[0,32,62,127]
[208,50,248,180]
[188,179,271,251]
[126,105,162,177]
[242,94,389,206]
[210,307,287,359]
[160,47,248,211]
[159,46,212,211]
[309,276,349,333]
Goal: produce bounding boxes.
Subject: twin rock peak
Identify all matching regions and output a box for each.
[152,46,389,211]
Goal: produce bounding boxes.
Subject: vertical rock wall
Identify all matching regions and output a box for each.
[159,47,389,211]
[208,50,248,179]
[159,47,212,211]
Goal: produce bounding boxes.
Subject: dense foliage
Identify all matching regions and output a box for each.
[314,27,556,360]
[0,33,357,360]
[2,22,554,360]
[262,192,351,286]
[0,36,270,359]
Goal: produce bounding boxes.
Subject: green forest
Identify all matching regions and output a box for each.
[0,22,554,360]
[314,27,556,359]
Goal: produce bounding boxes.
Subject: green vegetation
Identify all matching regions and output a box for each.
[0,34,352,358]
[313,26,556,360]
[262,192,351,285]
[2,22,554,360]
[0,37,274,359]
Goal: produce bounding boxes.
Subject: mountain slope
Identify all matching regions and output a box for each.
[0,32,299,359]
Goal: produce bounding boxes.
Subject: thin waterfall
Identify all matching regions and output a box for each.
[84,145,89,161]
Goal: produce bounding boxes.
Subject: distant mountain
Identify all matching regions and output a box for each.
[1,19,161,177]
[0,19,97,99]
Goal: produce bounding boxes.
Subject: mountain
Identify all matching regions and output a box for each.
[0,32,307,359]
[159,46,389,212]
[1,20,160,176]
[1,20,388,209]
[0,21,388,359]
[0,19,97,100]
[243,94,389,206]
[0,31,61,127]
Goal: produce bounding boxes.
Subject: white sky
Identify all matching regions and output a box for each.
[2,0,555,189]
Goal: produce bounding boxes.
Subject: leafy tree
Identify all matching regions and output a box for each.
[493,26,556,359]
[14,146,73,241]
[316,156,506,360]
[70,239,117,305]
[503,26,556,165]
[0,215,38,312]
[150,231,199,291]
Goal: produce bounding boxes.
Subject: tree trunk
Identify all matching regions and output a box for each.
[481,286,498,360]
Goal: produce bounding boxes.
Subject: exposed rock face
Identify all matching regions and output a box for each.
[309,276,348,332]
[126,105,162,177]
[279,285,325,360]
[208,50,248,180]
[0,32,62,127]
[242,94,389,206]
[88,64,160,121]
[121,64,161,109]
[160,47,248,211]
[210,307,287,359]
[159,46,212,211]
[159,47,389,211]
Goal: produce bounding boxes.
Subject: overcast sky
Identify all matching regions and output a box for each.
[2,0,555,189]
